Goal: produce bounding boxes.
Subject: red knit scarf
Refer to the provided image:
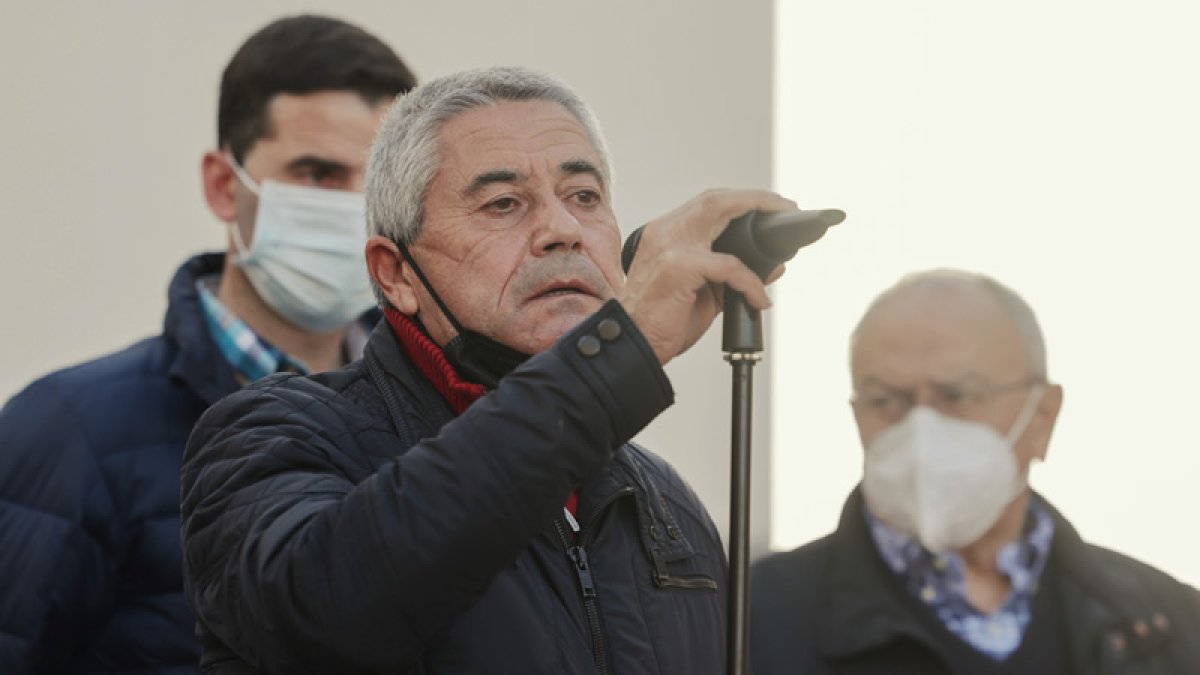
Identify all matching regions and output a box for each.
[384,307,486,415]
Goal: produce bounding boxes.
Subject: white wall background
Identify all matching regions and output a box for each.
[772,0,1200,587]
[0,2,774,550]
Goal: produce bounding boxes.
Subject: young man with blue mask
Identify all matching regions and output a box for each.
[751,269,1200,675]
[0,16,415,673]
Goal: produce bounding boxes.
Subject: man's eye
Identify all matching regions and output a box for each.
[865,395,898,410]
[295,165,347,188]
[571,189,601,206]
[485,196,521,213]
[935,386,969,406]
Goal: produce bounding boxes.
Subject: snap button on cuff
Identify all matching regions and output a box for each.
[577,335,602,357]
[597,318,622,341]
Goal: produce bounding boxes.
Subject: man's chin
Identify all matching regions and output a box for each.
[517,295,606,350]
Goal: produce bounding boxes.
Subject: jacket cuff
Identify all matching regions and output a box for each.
[551,299,674,443]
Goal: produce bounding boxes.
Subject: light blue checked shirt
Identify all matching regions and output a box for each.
[865,495,1055,660]
[197,277,368,384]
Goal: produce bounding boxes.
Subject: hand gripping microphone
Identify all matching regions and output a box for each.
[620,208,846,278]
[621,207,845,353]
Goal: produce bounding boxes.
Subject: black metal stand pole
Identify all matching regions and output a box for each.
[686,206,840,675]
[723,289,763,675]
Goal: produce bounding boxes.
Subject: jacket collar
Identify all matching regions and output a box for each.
[163,252,241,405]
[817,487,939,659]
[817,487,1169,663]
[1041,499,1175,665]
[165,252,383,406]
[383,307,485,415]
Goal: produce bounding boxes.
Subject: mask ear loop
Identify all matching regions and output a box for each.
[225,152,261,196]
[1005,383,1047,444]
[224,152,260,261]
[394,241,469,337]
[225,222,254,263]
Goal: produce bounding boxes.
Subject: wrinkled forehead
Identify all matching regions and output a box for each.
[850,285,1031,385]
[435,100,609,182]
[432,97,614,201]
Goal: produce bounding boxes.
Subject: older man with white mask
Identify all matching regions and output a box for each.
[752,269,1200,675]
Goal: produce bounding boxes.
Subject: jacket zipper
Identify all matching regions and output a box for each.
[553,487,634,675]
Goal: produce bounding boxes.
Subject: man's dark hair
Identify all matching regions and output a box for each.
[218,15,417,162]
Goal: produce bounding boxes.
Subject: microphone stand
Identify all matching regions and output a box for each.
[722,291,762,675]
[622,208,844,675]
[710,208,845,675]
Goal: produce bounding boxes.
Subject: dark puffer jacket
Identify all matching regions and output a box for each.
[180,300,728,674]
[0,254,235,673]
[751,489,1200,675]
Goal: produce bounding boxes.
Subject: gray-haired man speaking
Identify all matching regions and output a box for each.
[181,66,795,673]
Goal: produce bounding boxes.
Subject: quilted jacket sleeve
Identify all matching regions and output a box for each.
[0,377,118,673]
[181,302,673,673]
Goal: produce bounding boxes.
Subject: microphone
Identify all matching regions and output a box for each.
[621,208,846,279]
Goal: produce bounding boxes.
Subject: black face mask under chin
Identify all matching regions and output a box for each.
[396,243,530,389]
[441,332,530,390]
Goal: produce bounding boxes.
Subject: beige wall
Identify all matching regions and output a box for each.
[0,2,775,551]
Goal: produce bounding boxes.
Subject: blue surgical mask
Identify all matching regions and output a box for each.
[228,157,375,332]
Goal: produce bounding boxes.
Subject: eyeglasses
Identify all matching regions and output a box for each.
[850,375,1045,424]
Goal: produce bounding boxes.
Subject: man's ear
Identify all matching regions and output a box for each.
[201,150,238,224]
[366,236,420,314]
[1030,383,1064,462]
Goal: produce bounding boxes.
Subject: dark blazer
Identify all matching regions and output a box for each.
[751,489,1200,675]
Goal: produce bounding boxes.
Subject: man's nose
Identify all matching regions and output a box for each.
[530,199,584,254]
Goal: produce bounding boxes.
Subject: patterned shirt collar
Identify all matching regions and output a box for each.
[197,277,367,384]
[865,493,1055,660]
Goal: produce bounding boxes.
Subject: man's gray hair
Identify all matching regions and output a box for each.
[850,268,1049,377]
[365,66,612,249]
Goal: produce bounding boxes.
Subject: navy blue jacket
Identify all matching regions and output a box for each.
[751,489,1200,675]
[0,254,236,673]
[181,300,728,674]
